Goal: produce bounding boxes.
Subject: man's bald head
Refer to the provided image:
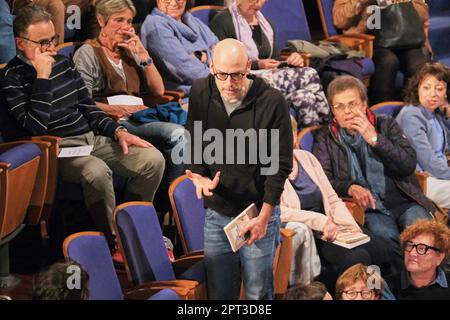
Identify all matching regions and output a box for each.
[212,39,249,69]
[210,39,252,103]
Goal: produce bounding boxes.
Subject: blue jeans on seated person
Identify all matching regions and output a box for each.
[364,204,433,274]
[204,206,281,300]
[121,120,185,185]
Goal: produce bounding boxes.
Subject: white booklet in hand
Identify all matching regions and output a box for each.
[224,203,259,253]
[332,228,370,249]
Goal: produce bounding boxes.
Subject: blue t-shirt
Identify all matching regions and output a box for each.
[290,159,324,213]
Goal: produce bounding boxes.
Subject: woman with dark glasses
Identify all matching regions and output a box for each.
[385,219,450,300]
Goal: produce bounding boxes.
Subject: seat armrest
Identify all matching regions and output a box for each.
[142,93,174,107]
[280,50,311,67]
[164,90,185,104]
[280,228,295,239]
[415,171,429,195]
[327,34,374,58]
[24,136,60,225]
[274,228,296,299]
[342,198,365,226]
[172,254,204,276]
[0,140,53,226]
[179,250,204,259]
[124,281,199,300]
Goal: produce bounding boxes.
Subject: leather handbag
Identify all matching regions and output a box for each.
[372,1,425,49]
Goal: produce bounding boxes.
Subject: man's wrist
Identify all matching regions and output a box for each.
[114,126,128,140]
[36,73,50,79]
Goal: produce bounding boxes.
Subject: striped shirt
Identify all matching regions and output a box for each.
[0,55,119,139]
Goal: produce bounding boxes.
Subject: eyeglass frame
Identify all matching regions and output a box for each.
[332,100,363,112]
[159,0,186,5]
[211,65,247,81]
[339,289,375,300]
[18,34,59,50]
[403,241,441,255]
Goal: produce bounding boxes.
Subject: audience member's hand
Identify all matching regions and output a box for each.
[348,184,376,210]
[239,215,269,246]
[118,28,150,63]
[321,218,338,242]
[32,48,56,79]
[258,59,279,70]
[185,169,221,199]
[116,131,153,155]
[239,204,273,246]
[106,106,132,121]
[199,51,208,63]
[350,110,378,146]
[286,52,304,67]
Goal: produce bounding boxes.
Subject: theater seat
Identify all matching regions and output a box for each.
[0,143,41,288]
[63,231,180,300]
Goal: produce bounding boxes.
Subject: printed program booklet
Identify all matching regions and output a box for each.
[224,203,259,252]
[332,229,370,249]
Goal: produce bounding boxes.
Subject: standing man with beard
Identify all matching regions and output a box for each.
[184,38,293,300]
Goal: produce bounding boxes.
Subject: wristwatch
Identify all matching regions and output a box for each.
[114,126,128,141]
[140,57,153,67]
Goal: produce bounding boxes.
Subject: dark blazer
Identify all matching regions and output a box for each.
[312,110,438,216]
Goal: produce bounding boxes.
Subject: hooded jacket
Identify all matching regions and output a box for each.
[312,110,438,217]
[186,74,293,216]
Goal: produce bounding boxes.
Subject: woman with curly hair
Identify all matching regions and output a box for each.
[385,219,450,300]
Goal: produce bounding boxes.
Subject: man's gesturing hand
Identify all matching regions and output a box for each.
[186,169,221,199]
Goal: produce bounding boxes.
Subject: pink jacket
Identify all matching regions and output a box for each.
[280,150,361,232]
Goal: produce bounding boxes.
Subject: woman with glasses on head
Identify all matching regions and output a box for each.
[384,219,450,300]
[209,0,330,128]
[396,63,450,211]
[336,263,384,300]
[139,0,218,95]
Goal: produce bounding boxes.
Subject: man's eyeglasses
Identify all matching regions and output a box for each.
[341,289,374,300]
[403,242,441,255]
[332,100,362,112]
[19,35,59,49]
[213,72,246,81]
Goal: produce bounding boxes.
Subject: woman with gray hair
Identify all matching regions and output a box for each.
[312,75,439,274]
[74,0,185,191]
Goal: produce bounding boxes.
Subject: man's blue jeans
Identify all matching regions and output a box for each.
[364,204,433,274]
[121,120,185,185]
[204,206,281,300]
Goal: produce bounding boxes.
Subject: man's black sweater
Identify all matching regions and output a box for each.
[186,74,293,216]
